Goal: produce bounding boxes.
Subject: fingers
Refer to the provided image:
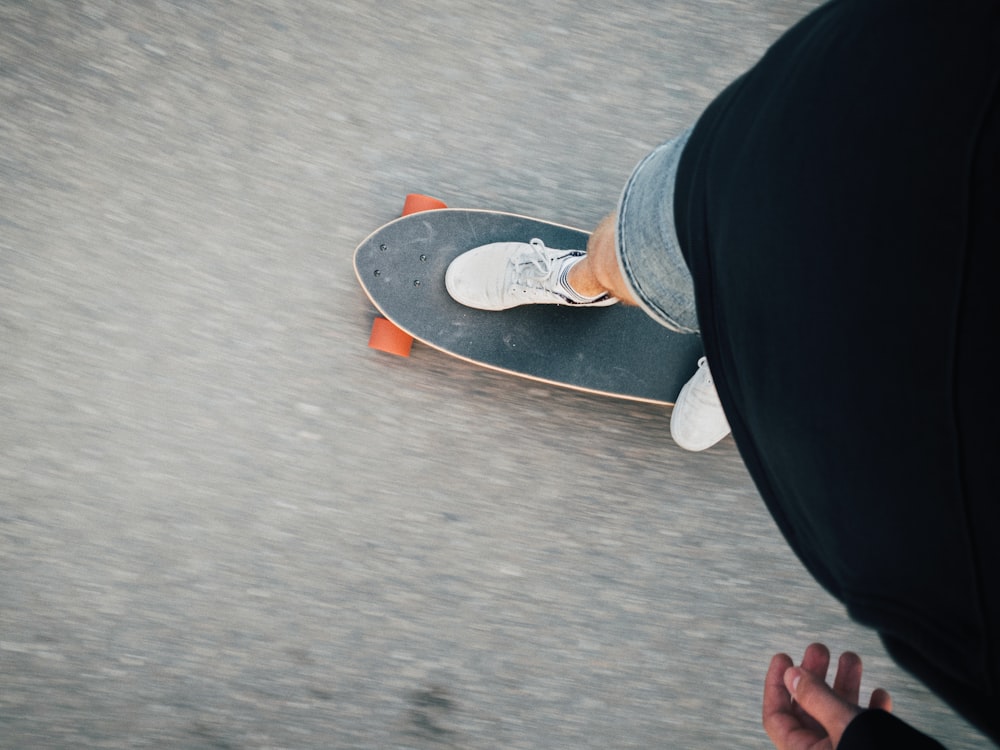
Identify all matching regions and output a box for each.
[784,664,862,748]
[828,650,892,714]
[800,642,831,680]
[766,652,796,706]
[762,653,801,744]
[869,687,893,713]
[764,645,893,749]
[764,653,795,714]
[831,651,863,706]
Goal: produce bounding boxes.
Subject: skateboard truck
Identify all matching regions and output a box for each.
[367,193,448,357]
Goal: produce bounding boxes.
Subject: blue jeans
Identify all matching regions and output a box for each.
[615,128,698,334]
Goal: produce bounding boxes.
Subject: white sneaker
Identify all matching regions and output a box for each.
[670,357,731,451]
[445,238,618,311]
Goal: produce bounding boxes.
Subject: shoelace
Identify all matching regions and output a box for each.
[509,238,569,290]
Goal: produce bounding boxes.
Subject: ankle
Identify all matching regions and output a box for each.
[566,258,607,298]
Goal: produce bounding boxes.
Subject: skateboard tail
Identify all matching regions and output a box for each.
[366,194,449,356]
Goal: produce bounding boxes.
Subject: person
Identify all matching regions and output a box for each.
[444,0,1000,746]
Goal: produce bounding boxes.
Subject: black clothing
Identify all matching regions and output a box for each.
[675,0,1000,745]
[843,711,947,750]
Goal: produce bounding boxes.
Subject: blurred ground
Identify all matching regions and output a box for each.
[1,1,990,748]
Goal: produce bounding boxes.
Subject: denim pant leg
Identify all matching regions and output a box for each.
[615,128,699,334]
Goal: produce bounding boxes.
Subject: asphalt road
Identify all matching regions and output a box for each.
[1,1,991,748]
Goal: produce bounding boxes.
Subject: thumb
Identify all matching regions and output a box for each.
[785,667,861,747]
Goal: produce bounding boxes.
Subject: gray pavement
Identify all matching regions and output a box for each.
[0,1,990,748]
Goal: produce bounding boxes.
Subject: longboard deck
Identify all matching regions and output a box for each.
[354,208,703,405]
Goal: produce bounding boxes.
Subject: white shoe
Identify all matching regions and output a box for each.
[445,238,618,311]
[670,357,731,451]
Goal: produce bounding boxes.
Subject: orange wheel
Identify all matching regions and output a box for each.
[401,193,448,216]
[368,316,414,357]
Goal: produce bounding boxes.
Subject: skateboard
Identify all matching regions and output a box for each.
[354,194,704,405]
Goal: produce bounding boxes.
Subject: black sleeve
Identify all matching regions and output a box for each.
[840,710,947,750]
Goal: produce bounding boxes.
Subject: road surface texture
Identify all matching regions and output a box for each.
[1,1,990,748]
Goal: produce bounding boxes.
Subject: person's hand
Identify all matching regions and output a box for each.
[762,643,893,750]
